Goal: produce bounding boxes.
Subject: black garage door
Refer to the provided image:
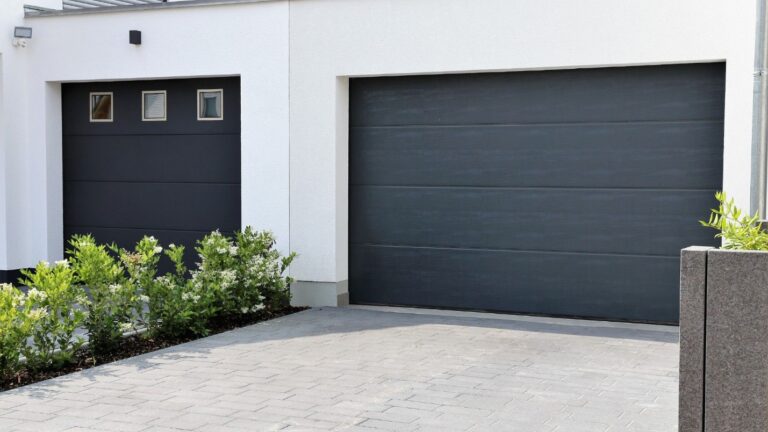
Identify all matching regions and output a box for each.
[62,77,240,265]
[349,64,724,323]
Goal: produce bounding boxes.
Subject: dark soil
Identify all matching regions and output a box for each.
[0,306,308,392]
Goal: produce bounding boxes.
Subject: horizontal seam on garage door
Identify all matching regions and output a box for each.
[64,225,228,234]
[349,185,719,192]
[349,243,679,259]
[350,119,724,129]
[64,180,240,185]
[63,133,241,137]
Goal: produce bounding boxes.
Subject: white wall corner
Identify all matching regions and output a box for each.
[44,82,63,262]
[291,280,349,307]
[334,76,350,282]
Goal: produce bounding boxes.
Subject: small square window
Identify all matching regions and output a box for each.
[90,92,113,122]
[142,90,167,121]
[197,89,223,121]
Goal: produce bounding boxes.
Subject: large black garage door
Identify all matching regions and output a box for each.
[349,64,724,323]
[63,77,240,264]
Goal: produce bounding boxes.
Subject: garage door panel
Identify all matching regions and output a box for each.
[63,227,227,271]
[349,244,680,323]
[64,226,211,249]
[350,121,723,189]
[349,64,724,322]
[350,187,717,257]
[64,182,241,232]
[64,134,240,183]
[63,77,241,259]
[350,64,725,127]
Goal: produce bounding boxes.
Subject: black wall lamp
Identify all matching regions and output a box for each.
[129,30,141,45]
[14,27,32,38]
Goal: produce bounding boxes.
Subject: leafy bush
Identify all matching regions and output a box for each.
[235,228,296,311]
[20,260,86,370]
[701,191,768,250]
[0,284,39,379]
[194,230,239,315]
[67,235,135,355]
[117,236,162,310]
[147,243,217,338]
[195,229,295,315]
[0,227,296,377]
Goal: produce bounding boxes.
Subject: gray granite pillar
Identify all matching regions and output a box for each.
[679,246,711,432]
[704,249,768,432]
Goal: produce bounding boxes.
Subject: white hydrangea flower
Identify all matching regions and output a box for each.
[241,307,250,314]
[109,284,121,294]
[29,308,49,320]
[168,243,176,248]
[27,288,47,301]
[153,246,163,254]
[181,292,201,303]
[251,304,265,312]
[55,259,69,268]
[217,247,228,254]
[139,294,149,303]
[40,260,50,268]
[229,246,238,256]
[119,322,133,333]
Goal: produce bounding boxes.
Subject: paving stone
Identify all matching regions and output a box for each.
[0,307,678,431]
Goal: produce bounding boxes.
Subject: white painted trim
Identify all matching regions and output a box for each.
[141,90,167,122]
[89,91,113,123]
[196,88,224,121]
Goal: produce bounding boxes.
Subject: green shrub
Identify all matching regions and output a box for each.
[67,234,135,355]
[1,228,296,374]
[195,230,239,315]
[195,228,296,315]
[147,243,217,338]
[0,284,39,379]
[235,228,296,311]
[117,236,162,305]
[701,191,768,250]
[20,260,86,370]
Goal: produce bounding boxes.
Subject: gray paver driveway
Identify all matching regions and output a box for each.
[0,307,679,432]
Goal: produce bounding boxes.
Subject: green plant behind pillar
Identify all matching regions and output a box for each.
[700,191,768,250]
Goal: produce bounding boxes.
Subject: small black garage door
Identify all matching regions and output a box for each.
[63,77,240,264]
[349,64,724,323]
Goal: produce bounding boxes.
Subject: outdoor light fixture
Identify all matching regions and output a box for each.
[14,27,32,38]
[129,30,141,45]
[12,26,32,48]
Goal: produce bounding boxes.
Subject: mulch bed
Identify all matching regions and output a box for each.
[0,306,308,392]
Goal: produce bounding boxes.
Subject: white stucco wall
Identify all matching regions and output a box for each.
[289,0,757,286]
[0,0,60,270]
[0,0,759,302]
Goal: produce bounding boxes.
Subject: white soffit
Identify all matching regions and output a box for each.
[63,0,163,10]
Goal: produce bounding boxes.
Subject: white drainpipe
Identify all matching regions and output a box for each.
[752,0,768,218]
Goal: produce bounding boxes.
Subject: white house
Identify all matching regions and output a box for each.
[0,0,759,323]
